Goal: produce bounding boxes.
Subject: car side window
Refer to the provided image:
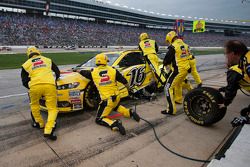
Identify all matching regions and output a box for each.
[118,52,145,67]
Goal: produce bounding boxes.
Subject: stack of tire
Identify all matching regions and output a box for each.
[183,87,227,126]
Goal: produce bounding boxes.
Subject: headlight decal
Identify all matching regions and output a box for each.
[57,82,80,90]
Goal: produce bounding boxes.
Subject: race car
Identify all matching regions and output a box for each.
[40,50,162,112]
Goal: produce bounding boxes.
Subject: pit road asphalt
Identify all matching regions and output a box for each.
[0,54,248,167]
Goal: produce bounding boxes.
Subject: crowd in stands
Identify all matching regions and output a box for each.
[0,12,250,47]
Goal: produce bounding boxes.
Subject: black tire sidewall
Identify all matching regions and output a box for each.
[184,87,226,126]
[83,82,100,109]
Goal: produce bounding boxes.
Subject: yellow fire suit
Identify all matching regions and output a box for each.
[163,39,191,114]
[174,79,193,104]
[240,51,250,78]
[174,54,202,103]
[21,55,60,135]
[181,79,193,91]
[188,54,202,85]
[139,39,166,88]
[80,65,131,128]
[223,64,250,106]
[166,67,193,104]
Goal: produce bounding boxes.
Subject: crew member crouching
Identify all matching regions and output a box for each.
[80,53,140,135]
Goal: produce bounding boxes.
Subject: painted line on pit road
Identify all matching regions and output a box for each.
[1,104,15,110]
[0,93,27,99]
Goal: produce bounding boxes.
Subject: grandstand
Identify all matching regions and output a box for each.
[0,0,250,47]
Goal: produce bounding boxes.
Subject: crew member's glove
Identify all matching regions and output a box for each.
[129,88,135,94]
[240,105,250,117]
[231,116,250,127]
[218,87,226,92]
[218,103,226,109]
[197,83,202,88]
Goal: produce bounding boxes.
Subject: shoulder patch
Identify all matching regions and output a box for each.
[230,65,243,75]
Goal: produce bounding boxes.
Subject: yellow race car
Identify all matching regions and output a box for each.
[40,50,162,112]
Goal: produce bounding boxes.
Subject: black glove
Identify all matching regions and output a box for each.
[128,87,135,95]
[240,105,250,117]
[231,116,249,127]
[218,87,226,92]
[197,83,202,88]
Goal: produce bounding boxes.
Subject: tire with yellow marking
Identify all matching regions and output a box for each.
[183,87,226,126]
[83,82,100,109]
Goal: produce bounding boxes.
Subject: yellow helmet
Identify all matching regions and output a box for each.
[95,53,108,65]
[139,33,149,41]
[26,46,41,58]
[166,31,177,44]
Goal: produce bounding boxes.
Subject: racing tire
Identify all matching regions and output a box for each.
[201,87,227,124]
[83,82,100,109]
[183,87,227,126]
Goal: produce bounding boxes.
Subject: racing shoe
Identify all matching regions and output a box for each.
[44,123,57,141]
[31,112,44,129]
[161,110,174,115]
[111,120,126,135]
[44,132,57,141]
[32,121,44,129]
[130,109,140,122]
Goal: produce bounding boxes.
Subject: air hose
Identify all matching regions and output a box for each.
[136,104,211,163]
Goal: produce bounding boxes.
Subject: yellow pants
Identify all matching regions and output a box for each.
[29,84,58,135]
[146,54,166,88]
[174,79,193,103]
[182,79,193,91]
[165,67,188,114]
[96,95,130,127]
[189,58,202,84]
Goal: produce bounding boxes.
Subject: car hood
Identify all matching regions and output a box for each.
[58,71,87,85]
[58,65,123,86]
[72,66,123,72]
[74,66,93,71]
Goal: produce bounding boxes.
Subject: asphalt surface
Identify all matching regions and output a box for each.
[0,54,249,167]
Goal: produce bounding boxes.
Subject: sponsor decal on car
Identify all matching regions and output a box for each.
[70,98,82,110]
[73,104,82,109]
[69,90,81,97]
[127,66,146,88]
[70,98,81,104]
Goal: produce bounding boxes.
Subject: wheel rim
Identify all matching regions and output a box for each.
[191,95,212,117]
[85,84,100,108]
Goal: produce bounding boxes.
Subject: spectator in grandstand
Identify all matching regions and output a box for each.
[21,46,60,141]
[1,11,250,47]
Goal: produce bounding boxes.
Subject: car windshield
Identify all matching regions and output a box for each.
[80,53,120,67]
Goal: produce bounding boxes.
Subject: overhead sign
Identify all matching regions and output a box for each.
[175,19,185,39]
[193,20,206,33]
